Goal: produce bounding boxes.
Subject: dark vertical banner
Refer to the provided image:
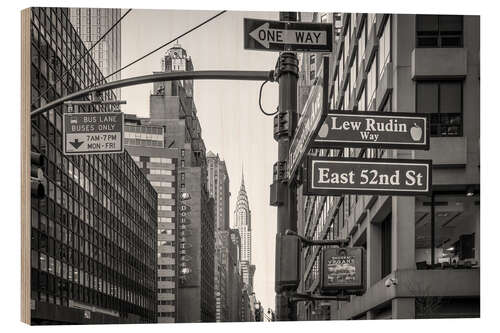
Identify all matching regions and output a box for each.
[288,56,329,179]
[320,247,365,294]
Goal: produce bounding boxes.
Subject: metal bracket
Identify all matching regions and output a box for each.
[273,112,289,140]
[288,292,350,303]
[274,52,299,80]
[273,161,288,183]
[285,229,350,248]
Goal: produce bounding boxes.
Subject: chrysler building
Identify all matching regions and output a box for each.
[234,169,255,291]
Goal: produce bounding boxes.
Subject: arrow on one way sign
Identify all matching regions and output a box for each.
[249,22,327,49]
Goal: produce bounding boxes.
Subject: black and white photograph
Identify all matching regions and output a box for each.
[16,1,484,328]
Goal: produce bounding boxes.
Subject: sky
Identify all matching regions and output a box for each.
[120,9,282,311]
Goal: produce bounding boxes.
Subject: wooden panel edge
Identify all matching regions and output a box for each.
[20,7,31,326]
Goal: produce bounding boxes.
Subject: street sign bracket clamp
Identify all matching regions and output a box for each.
[285,229,350,248]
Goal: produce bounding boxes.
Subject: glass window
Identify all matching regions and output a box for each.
[366,60,377,109]
[378,19,391,79]
[367,13,376,37]
[358,86,366,111]
[415,194,479,270]
[416,81,463,136]
[416,15,463,48]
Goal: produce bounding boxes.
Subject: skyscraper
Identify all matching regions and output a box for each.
[28,7,157,324]
[147,44,215,322]
[207,151,230,321]
[233,171,255,292]
[69,8,122,98]
[207,151,230,231]
[123,114,181,323]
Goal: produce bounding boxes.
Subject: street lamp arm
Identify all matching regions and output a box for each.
[31,70,275,117]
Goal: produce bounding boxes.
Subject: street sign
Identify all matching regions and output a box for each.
[313,110,429,150]
[63,112,124,155]
[244,18,333,52]
[305,156,432,196]
[320,247,366,295]
[288,56,329,180]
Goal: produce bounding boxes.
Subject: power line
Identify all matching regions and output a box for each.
[35,9,132,106]
[90,10,227,88]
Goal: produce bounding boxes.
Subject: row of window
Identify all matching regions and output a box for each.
[30,8,158,322]
[328,13,464,137]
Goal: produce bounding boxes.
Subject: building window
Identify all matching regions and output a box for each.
[310,70,315,81]
[358,22,366,63]
[358,86,366,111]
[416,15,463,48]
[366,60,377,110]
[310,54,315,65]
[416,81,463,136]
[378,18,391,79]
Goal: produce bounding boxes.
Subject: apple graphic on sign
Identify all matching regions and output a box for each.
[410,123,423,142]
[318,123,329,138]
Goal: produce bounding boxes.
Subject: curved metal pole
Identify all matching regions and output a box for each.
[31,70,275,117]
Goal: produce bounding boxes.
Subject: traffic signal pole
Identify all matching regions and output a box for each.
[273,11,299,321]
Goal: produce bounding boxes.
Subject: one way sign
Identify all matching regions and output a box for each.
[244,18,332,52]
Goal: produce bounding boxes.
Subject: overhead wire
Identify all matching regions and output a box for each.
[258,80,278,116]
[89,10,227,88]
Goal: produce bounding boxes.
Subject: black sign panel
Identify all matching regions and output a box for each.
[288,57,329,179]
[320,247,365,294]
[313,110,429,150]
[306,156,432,196]
[244,18,333,52]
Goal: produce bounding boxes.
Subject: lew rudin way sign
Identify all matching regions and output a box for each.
[288,57,329,179]
[63,112,124,155]
[305,157,432,196]
[313,111,430,150]
[243,18,333,52]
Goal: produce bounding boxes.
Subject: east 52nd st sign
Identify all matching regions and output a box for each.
[305,156,432,196]
[63,112,124,155]
[313,111,430,150]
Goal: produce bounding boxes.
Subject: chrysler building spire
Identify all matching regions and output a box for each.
[234,169,255,291]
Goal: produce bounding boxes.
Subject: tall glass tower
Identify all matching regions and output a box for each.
[69,8,122,98]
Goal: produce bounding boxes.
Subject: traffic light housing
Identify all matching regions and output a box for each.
[31,152,46,199]
[275,234,300,293]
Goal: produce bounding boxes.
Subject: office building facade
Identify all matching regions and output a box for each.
[124,115,181,323]
[29,7,157,324]
[207,151,231,231]
[296,12,479,320]
[207,151,233,321]
[147,45,216,322]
